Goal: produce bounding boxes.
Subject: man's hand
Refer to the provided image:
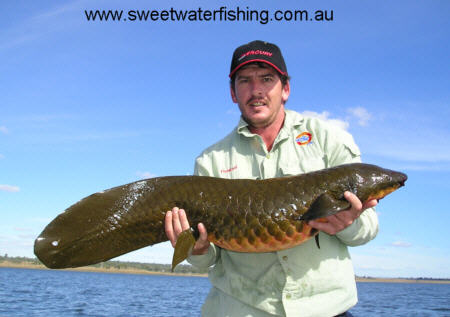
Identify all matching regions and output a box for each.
[308,191,378,235]
[164,207,210,255]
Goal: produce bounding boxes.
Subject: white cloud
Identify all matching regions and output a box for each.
[300,110,349,130]
[391,241,412,248]
[136,171,157,179]
[347,106,372,126]
[340,104,450,169]
[0,184,20,192]
[0,126,9,134]
[0,154,4,159]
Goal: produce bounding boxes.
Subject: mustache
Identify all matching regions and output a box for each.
[246,97,267,105]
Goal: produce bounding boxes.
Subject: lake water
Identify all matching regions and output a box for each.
[0,267,449,316]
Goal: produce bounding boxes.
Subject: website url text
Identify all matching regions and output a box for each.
[84,7,334,25]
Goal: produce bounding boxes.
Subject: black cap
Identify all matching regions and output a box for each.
[229,40,288,78]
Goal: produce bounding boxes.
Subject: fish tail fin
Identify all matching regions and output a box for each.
[171,228,196,272]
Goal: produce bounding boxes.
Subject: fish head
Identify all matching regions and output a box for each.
[34,184,143,269]
[33,210,105,269]
[342,163,408,201]
[34,179,167,269]
[300,163,407,221]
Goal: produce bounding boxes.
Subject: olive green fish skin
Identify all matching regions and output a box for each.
[34,163,407,269]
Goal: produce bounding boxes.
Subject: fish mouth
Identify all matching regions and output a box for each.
[396,172,408,187]
[400,175,407,187]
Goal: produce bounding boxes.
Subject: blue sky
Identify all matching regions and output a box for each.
[1,0,449,278]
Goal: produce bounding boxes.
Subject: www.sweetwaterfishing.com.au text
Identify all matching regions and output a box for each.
[84,7,334,24]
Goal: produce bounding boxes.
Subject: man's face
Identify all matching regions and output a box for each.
[230,64,290,129]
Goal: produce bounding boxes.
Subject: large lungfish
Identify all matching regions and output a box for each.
[34,163,407,270]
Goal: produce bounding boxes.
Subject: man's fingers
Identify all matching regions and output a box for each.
[345,191,378,216]
[191,222,210,255]
[171,207,183,236]
[198,223,208,241]
[178,209,191,231]
[344,191,362,211]
[363,198,378,210]
[308,219,335,235]
[333,211,354,228]
[165,207,208,254]
[164,210,176,247]
[164,207,192,249]
[309,192,377,236]
[309,212,351,235]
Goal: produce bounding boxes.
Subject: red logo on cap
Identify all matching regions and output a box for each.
[238,50,273,61]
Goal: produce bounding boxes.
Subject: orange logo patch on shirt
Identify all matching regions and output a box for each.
[295,132,312,146]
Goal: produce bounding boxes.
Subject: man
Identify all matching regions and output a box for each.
[165,40,378,317]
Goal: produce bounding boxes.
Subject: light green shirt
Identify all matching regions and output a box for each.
[188,109,378,317]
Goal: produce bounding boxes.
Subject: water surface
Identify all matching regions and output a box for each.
[1,268,449,316]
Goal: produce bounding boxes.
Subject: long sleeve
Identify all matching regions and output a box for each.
[187,243,220,269]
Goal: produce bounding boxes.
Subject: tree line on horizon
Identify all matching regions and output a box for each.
[0,254,208,274]
[1,254,448,281]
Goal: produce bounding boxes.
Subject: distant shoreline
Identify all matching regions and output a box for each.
[0,261,208,277]
[1,261,449,284]
[355,277,450,284]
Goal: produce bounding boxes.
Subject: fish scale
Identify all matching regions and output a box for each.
[34,163,407,269]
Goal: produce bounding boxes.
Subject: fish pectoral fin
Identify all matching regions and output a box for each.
[301,193,350,221]
[315,234,320,249]
[171,228,196,272]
